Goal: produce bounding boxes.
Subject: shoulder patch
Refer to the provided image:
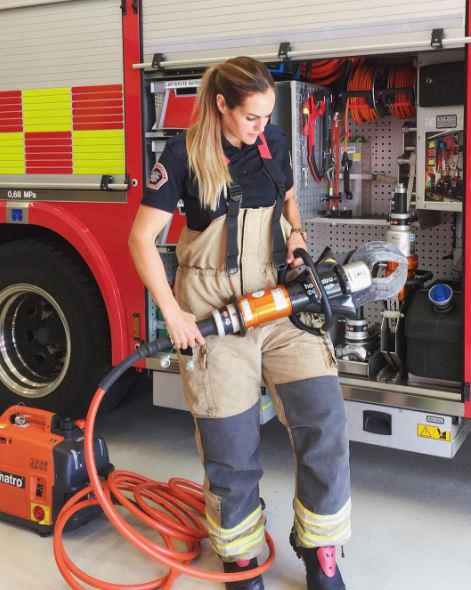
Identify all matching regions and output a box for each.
[147,162,168,190]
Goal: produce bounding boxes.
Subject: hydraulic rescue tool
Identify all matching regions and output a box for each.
[53,242,407,590]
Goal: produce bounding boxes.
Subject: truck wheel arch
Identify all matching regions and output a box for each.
[1,203,129,363]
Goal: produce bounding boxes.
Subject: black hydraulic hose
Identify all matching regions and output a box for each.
[405,270,434,288]
[99,317,218,392]
[294,248,333,330]
[279,248,334,336]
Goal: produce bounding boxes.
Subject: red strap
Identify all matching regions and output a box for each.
[257,132,272,159]
[223,134,271,161]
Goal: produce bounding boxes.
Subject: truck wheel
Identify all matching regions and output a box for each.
[0,238,114,418]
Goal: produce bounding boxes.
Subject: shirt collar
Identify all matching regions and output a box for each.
[221,133,262,159]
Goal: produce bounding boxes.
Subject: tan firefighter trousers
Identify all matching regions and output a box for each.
[174,205,351,561]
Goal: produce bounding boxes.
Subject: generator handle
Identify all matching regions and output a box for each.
[3,406,53,432]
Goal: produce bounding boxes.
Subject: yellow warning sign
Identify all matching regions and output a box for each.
[417,424,451,442]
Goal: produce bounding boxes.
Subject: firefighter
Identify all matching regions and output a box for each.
[129,57,351,590]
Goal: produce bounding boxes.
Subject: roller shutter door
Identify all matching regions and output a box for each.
[142,0,467,66]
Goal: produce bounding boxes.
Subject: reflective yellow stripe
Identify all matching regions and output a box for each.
[206,505,262,539]
[295,519,352,545]
[214,532,266,558]
[73,145,124,154]
[73,129,124,143]
[210,524,265,555]
[0,165,24,174]
[294,497,352,547]
[294,497,351,524]
[23,88,70,97]
[74,166,124,175]
[0,154,24,161]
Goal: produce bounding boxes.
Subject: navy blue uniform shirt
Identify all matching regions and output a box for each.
[141,124,294,231]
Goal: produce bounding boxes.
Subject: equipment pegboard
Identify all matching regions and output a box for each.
[303,113,461,282]
[292,82,328,219]
[348,115,406,217]
[272,81,327,219]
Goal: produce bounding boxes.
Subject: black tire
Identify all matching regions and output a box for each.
[0,238,115,418]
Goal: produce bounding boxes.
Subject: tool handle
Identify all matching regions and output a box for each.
[3,406,54,432]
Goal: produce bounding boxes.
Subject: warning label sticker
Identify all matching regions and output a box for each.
[271,288,289,311]
[417,424,451,442]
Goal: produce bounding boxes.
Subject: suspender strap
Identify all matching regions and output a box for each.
[224,132,287,274]
[259,154,288,271]
[226,180,243,274]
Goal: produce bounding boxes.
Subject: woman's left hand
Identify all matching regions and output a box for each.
[286,233,307,267]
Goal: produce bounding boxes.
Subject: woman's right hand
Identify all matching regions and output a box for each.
[163,306,205,350]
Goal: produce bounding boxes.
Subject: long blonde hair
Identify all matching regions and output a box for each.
[186,56,275,210]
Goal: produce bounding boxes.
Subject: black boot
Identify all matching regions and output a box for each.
[223,557,264,590]
[290,531,346,590]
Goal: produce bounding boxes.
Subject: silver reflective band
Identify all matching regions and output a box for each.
[211,309,227,337]
[227,304,241,334]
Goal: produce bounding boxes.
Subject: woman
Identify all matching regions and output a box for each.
[129,56,350,590]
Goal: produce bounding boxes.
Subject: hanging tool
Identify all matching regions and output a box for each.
[341,149,353,200]
[302,92,327,181]
[321,111,343,214]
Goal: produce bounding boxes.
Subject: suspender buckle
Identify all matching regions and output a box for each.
[228,183,242,202]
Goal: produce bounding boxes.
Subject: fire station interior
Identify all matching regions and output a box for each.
[143,47,469,459]
[2,29,471,590]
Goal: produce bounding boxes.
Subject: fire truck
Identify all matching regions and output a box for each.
[0,0,470,458]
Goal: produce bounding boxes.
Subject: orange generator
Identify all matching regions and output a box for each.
[0,406,112,535]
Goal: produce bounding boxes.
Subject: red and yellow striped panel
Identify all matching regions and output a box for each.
[0,91,23,133]
[25,132,73,175]
[72,84,124,131]
[0,133,24,174]
[0,84,125,176]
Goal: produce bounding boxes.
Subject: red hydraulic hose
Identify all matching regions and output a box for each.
[53,386,275,589]
[347,64,379,126]
[388,64,416,119]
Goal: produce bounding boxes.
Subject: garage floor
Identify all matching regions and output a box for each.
[2,380,471,590]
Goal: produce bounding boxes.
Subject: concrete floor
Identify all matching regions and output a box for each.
[2,379,471,589]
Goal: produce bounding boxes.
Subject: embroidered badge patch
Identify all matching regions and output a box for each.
[147,162,168,190]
